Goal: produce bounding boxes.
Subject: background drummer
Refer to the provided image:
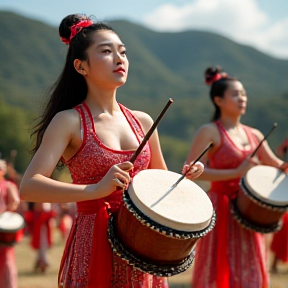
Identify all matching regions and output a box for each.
[183,66,288,288]
[0,159,20,288]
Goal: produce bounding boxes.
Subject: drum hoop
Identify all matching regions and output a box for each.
[240,178,288,212]
[123,190,216,239]
[230,198,282,233]
[0,213,26,233]
[107,214,195,277]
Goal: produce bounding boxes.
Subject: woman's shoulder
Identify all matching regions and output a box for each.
[130,110,153,133]
[51,109,80,124]
[247,126,263,141]
[47,109,80,135]
[196,122,219,135]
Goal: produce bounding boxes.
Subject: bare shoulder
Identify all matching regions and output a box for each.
[131,110,153,133]
[196,122,219,137]
[48,109,80,131]
[250,127,264,141]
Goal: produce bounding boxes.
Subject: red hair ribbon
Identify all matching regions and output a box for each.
[205,72,228,85]
[61,19,93,45]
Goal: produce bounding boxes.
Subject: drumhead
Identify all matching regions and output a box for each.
[128,169,213,232]
[0,212,25,232]
[243,165,288,206]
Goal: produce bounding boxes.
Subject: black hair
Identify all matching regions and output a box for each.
[31,14,114,154]
[204,66,237,121]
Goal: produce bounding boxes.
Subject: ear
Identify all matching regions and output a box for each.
[214,96,223,107]
[73,59,87,76]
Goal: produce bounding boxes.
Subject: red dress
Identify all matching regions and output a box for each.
[191,121,269,288]
[24,209,56,249]
[59,103,169,288]
[0,180,18,288]
[270,212,288,262]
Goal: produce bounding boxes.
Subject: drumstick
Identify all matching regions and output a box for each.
[130,98,174,163]
[172,142,213,188]
[250,123,277,158]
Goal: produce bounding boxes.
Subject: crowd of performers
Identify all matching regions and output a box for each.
[0,159,76,288]
[1,12,288,288]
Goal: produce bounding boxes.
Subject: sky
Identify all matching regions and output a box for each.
[0,0,288,59]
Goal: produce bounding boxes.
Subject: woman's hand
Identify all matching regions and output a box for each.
[182,161,204,181]
[96,161,133,198]
[279,162,288,174]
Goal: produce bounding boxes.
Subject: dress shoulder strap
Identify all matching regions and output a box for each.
[118,103,146,138]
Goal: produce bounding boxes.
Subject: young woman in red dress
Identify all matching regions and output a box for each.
[183,67,288,288]
[0,159,20,288]
[19,13,203,288]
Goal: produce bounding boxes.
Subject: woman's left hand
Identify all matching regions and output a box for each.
[279,162,288,174]
[182,161,204,181]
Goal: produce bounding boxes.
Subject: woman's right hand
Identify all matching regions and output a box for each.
[235,156,258,177]
[96,162,134,198]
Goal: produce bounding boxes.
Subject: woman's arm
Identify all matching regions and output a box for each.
[133,110,203,180]
[20,111,132,203]
[253,129,288,172]
[6,182,20,212]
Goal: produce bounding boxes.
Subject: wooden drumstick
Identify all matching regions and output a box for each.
[115,99,173,190]
[250,123,277,158]
[172,142,213,188]
[130,98,174,163]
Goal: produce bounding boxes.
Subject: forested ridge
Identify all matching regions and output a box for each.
[0,11,287,173]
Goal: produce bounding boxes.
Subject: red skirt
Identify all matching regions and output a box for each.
[270,212,288,262]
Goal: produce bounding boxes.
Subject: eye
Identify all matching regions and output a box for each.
[120,50,127,56]
[103,49,111,53]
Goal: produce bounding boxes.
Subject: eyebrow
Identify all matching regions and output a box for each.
[96,42,125,48]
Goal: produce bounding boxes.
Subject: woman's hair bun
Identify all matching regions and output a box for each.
[204,66,228,85]
[59,14,92,44]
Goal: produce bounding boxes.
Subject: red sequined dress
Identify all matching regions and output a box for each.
[191,121,269,288]
[58,103,169,288]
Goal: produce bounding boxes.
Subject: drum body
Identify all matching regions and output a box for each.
[108,169,216,276]
[0,212,25,246]
[231,165,288,233]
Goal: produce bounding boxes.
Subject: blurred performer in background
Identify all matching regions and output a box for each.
[0,159,20,288]
[24,202,57,273]
[183,67,288,288]
[270,138,288,272]
[57,203,76,242]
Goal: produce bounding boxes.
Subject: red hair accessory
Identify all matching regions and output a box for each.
[61,19,93,45]
[205,72,228,85]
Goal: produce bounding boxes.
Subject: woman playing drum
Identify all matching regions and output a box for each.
[0,159,20,288]
[19,13,203,288]
[183,66,288,288]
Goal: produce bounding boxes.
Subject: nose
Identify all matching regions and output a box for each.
[116,52,125,64]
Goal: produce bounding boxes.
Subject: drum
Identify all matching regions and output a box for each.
[0,211,25,246]
[108,169,216,276]
[231,165,288,233]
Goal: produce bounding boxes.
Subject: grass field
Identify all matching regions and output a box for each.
[16,230,288,288]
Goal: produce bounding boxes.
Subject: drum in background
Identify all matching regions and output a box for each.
[108,169,216,277]
[0,211,25,246]
[231,165,288,233]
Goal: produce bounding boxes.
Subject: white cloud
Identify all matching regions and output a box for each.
[143,0,288,59]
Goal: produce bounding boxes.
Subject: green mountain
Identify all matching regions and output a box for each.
[0,11,287,173]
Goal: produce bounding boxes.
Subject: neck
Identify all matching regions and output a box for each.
[219,114,241,129]
[85,86,119,115]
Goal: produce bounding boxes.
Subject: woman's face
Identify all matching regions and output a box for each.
[217,80,247,117]
[81,30,129,89]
